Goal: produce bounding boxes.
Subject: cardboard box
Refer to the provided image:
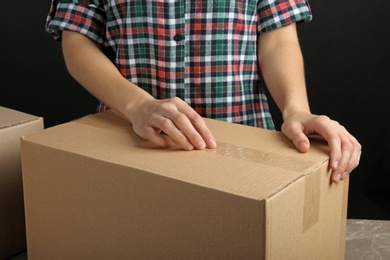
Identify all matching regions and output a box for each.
[0,106,43,259]
[21,110,349,259]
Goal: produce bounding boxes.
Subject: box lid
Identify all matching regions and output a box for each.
[21,110,330,201]
[0,106,41,130]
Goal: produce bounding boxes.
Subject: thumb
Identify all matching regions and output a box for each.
[281,123,310,153]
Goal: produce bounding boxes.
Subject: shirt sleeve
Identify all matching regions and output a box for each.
[257,0,312,33]
[45,0,106,44]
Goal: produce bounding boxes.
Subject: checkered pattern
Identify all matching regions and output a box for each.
[46,0,312,129]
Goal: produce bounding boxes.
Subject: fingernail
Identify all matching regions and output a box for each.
[185,143,194,151]
[299,142,307,150]
[333,161,339,169]
[334,173,341,183]
[341,171,349,180]
[198,141,206,150]
[208,139,217,149]
[166,140,174,148]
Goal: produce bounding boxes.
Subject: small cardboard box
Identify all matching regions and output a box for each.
[0,106,43,259]
[21,110,349,259]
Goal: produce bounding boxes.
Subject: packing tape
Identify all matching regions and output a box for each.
[215,142,318,173]
[302,171,321,233]
[215,142,322,233]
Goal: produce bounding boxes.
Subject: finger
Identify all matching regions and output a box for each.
[297,119,341,182]
[150,99,197,150]
[332,138,357,183]
[168,112,208,150]
[334,138,354,180]
[328,136,360,183]
[156,116,195,151]
[281,122,310,153]
[326,135,342,171]
[314,130,342,183]
[138,125,174,148]
[186,111,217,149]
[305,119,342,171]
[341,139,362,180]
[317,126,357,183]
[173,99,216,149]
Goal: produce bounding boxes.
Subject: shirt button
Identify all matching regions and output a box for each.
[174,34,183,42]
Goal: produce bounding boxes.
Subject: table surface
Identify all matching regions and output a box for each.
[346,219,390,260]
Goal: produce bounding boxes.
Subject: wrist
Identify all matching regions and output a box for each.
[282,107,311,121]
[125,90,154,122]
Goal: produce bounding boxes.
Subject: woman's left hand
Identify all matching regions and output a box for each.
[281,112,362,183]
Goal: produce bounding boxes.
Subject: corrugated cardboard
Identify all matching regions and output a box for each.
[21,109,349,259]
[0,106,44,259]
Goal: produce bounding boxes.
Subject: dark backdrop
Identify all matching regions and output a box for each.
[1,0,389,220]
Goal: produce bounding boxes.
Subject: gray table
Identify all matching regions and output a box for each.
[346,219,390,260]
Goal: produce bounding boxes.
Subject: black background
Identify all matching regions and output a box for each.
[1,0,389,220]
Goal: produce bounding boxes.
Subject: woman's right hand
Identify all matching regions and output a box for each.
[128,97,217,150]
[62,30,215,151]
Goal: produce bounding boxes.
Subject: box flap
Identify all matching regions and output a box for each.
[0,106,41,130]
[22,110,329,201]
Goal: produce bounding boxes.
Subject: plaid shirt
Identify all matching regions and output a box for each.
[46,0,312,129]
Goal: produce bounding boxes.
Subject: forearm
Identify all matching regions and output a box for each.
[61,30,153,119]
[258,23,310,120]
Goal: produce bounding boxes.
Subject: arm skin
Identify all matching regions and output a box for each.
[258,23,362,183]
[61,25,361,183]
[61,30,216,151]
